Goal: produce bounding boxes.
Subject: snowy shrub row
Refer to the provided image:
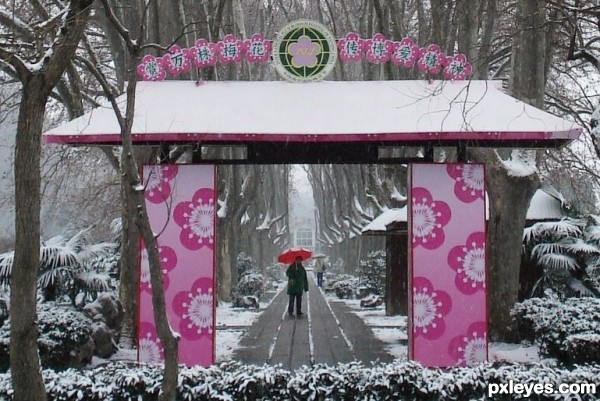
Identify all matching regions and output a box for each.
[511,296,600,364]
[0,302,94,372]
[0,360,599,400]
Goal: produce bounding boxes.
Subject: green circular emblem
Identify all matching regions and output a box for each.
[272,19,338,82]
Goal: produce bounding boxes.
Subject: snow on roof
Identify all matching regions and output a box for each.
[43,80,582,145]
[362,189,563,234]
[527,188,564,221]
[361,207,407,234]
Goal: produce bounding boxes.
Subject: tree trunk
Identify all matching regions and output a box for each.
[10,77,48,401]
[485,164,539,341]
[5,2,95,399]
[118,174,141,348]
[120,75,179,401]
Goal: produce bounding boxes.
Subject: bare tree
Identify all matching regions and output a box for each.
[0,0,95,399]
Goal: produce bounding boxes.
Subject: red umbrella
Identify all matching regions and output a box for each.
[277,247,312,264]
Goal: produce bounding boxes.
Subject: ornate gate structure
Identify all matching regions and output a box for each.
[44,78,581,367]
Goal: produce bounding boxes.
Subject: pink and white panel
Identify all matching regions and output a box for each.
[138,164,216,367]
[408,163,487,367]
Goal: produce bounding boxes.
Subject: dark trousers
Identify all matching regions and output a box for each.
[288,293,302,315]
[317,272,324,287]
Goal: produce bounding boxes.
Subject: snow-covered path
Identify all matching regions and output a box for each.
[233,274,394,370]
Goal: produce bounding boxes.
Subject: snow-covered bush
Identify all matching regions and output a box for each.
[232,253,265,307]
[357,250,386,298]
[0,302,94,372]
[512,296,600,364]
[0,360,599,401]
[0,227,118,306]
[265,263,286,285]
[236,252,255,278]
[522,216,600,298]
[236,273,265,298]
[331,278,358,299]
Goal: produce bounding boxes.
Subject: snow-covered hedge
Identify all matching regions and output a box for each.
[0,360,599,400]
[0,302,93,372]
[512,297,600,364]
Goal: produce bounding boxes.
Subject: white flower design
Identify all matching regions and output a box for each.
[413,290,439,333]
[186,200,214,244]
[139,334,162,364]
[413,200,439,240]
[463,336,488,365]
[459,246,486,287]
[182,288,213,334]
[460,165,484,195]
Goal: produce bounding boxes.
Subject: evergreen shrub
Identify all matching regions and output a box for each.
[512,297,600,364]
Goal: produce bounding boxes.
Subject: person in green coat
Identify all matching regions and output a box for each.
[286,256,309,318]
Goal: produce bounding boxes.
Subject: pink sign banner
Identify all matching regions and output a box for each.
[138,164,216,367]
[408,163,487,367]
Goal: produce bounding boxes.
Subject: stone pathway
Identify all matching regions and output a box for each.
[233,274,395,370]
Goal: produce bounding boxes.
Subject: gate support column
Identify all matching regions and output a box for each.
[408,163,488,367]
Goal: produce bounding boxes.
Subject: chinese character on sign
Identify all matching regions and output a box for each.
[337,32,364,62]
[390,37,420,68]
[222,43,238,58]
[136,55,166,81]
[417,44,446,75]
[217,34,243,64]
[443,54,472,80]
[162,45,191,75]
[190,39,217,69]
[244,33,272,62]
[365,33,390,63]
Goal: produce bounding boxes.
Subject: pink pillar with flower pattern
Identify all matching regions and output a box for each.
[408,163,487,367]
[138,164,216,367]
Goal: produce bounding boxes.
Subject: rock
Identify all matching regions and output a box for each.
[91,322,116,358]
[83,293,124,331]
[360,295,383,308]
[74,337,96,366]
[83,293,123,359]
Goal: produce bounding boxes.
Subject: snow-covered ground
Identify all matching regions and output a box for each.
[321,294,543,365]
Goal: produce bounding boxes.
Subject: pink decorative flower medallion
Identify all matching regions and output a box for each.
[448,232,486,295]
[216,34,244,64]
[162,45,191,76]
[391,37,419,68]
[448,322,487,365]
[411,187,451,249]
[244,33,272,62]
[173,188,215,250]
[447,164,485,203]
[412,277,452,340]
[337,32,364,62]
[365,33,391,63]
[418,44,446,75]
[443,53,472,80]
[136,55,166,81]
[189,39,217,69]
[140,245,177,293]
[144,164,179,204]
[173,277,214,340]
[139,321,164,364]
[289,35,321,68]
